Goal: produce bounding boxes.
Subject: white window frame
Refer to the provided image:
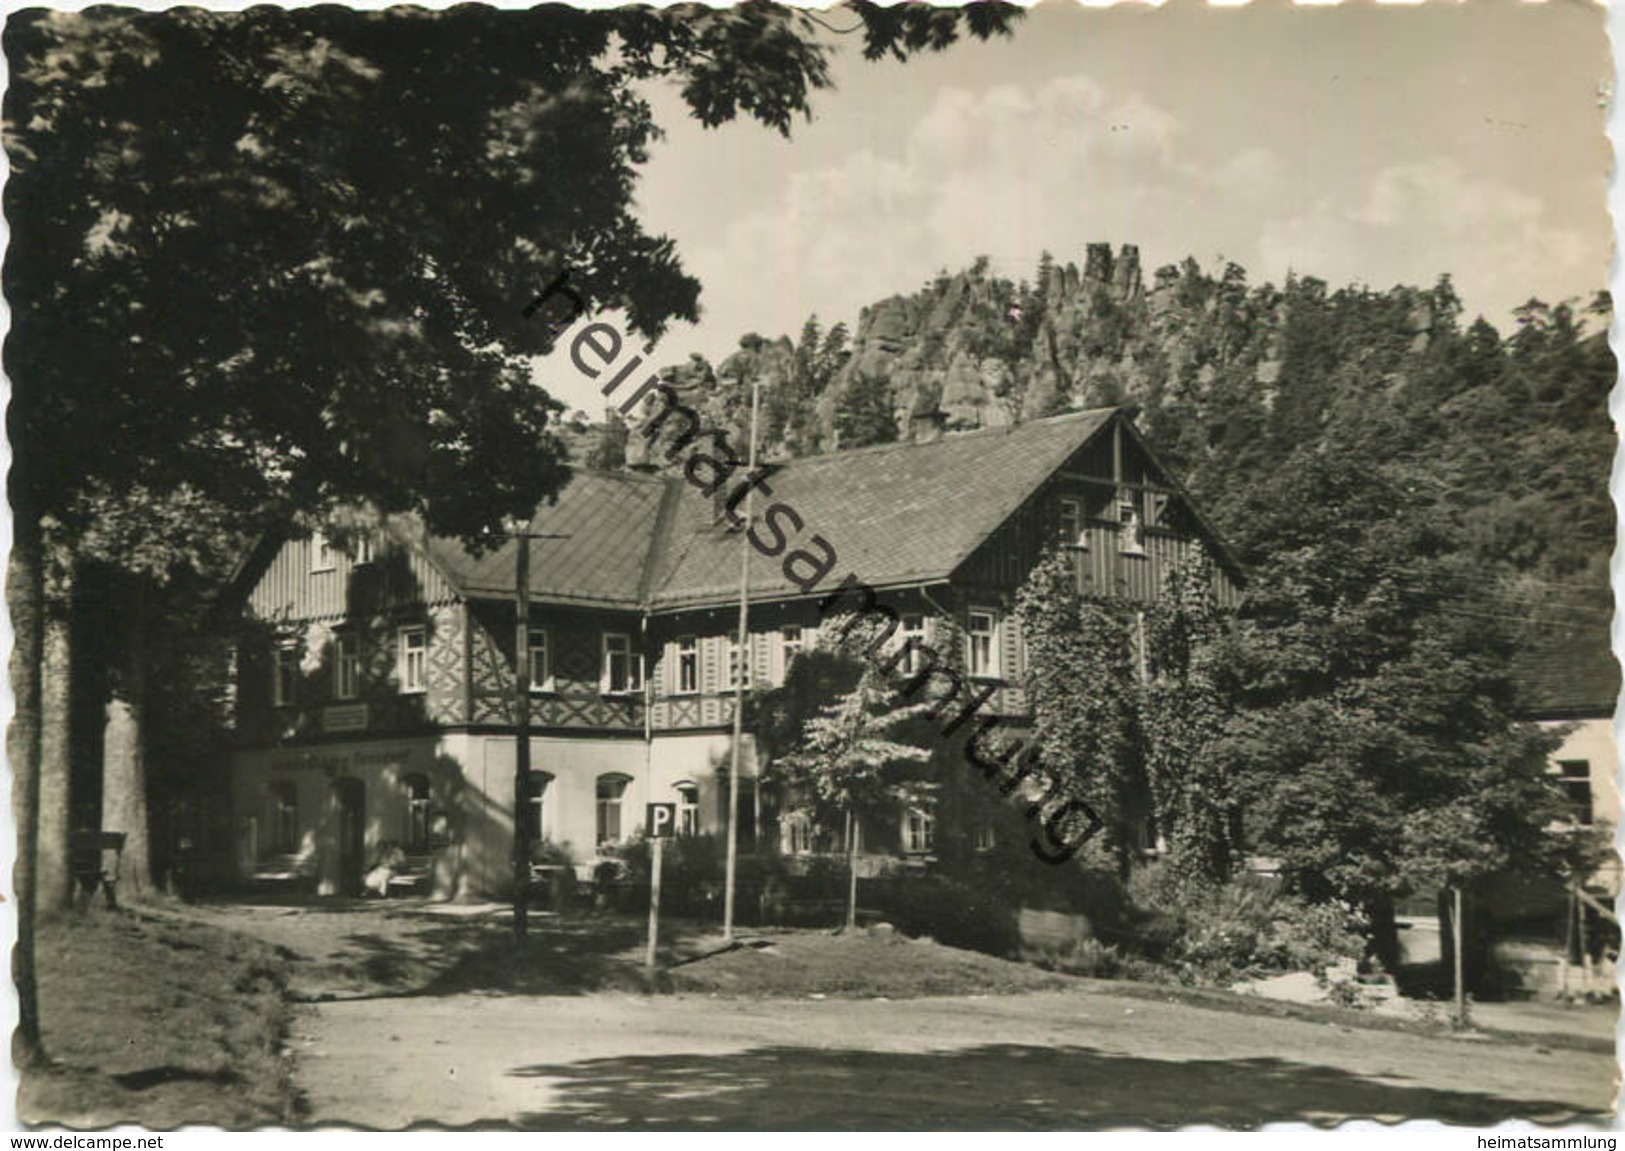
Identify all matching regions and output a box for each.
[524,772,550,843]
[273,643,299,708]
[353,535,376,565]
[675,782,700,836]
[527,628,553,693]
[1059,497,1087,549]
[601,632,642,695]
[673,635,699,695]
[967,609,1001,680]
[398,626,428,694]
[778,626,805,682]
[1118,496,1146,556]
[783,812,816,856]
[903,806,935,854]
[973,823,997,854]
[1557,759,1594,826]
[334,634,360,701]
[310,530,336,573]
[896,614,927,676]
[596,774,630,845]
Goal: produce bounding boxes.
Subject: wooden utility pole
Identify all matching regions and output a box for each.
[513,531,532,942]
[1452,886,1465,1028]
[646,835,664,968]
[511,526,567,943]
[723,377,763,942]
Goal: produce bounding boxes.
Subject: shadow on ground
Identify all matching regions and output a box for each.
[192,902,688,999]
[506,1042,1606,1129]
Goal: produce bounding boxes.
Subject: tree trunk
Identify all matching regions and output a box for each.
[1368,893,1400,972]
[845,807,858,933]
[37,563,72,914]
[9,513,46,1065]
[102,585,151,902]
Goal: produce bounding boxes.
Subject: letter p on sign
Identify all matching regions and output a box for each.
[647,802,677,839]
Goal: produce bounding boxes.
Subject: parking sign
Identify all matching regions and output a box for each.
[646,802,677,839]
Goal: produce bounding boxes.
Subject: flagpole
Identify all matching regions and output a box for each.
[723,377,762,942]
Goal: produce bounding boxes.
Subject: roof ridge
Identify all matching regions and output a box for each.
[777,405,1120,468]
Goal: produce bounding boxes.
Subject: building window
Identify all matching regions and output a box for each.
[398,627,427,694]
[779,626,805,682]
[903,807,935,854]
[1059,498,1087,548]
[676,783,700,836]
[783,812,815,856]
[1118,496,1145,556]
[897,614,926,676]
[310,530,336,573]
[717,774,758,847]
[973,823,996,854]
[674,635,699,695]
[1558,760,1593,825]
[596,774,630,845]
[967,610,1000,679]
[334,634,360,701]
[524,772,550,843]
[353,535,375,565]
[404,774,431,853]
[602,633,642,695]
[726,635,753,690]
[273,644,299,708]
[527,629,552,692]
[270,782,298,854]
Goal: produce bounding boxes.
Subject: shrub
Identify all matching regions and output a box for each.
[1118,867,1366,986]
[871,876,1020,957]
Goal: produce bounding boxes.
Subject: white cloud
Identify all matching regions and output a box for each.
[1258,160,1595,315]
[659,79,1593,367]
[671,74,1218,362]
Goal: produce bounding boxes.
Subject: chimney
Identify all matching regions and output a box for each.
[911,408,948,445]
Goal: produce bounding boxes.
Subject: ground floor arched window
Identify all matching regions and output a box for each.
[404,773,431,853]
[269,782,298,855]
[525,771,551,843]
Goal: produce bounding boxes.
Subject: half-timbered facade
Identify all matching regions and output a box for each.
[224,407,1243,896]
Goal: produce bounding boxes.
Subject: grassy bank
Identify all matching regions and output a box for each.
[20,909,299,1129]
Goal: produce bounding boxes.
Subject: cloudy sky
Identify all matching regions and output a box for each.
[554,0,1607,396]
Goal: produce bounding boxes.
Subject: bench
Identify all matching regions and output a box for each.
[248,852,319,893]
[385,855,434,897]
[69,831,126,910]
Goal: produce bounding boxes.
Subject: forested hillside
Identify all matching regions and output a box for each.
[626,246,1615,696]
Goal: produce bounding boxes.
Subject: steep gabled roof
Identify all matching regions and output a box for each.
[404,407,1233,613]
[419,467,670,610]
[645,408,1116,610]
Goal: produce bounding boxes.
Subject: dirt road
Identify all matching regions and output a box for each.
[291,988,1616,1129]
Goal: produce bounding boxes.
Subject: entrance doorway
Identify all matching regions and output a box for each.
[333,778,366,896]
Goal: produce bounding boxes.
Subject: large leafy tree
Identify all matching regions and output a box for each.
[3,2,1020,1062]
[1218,445,1572,965]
